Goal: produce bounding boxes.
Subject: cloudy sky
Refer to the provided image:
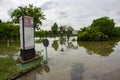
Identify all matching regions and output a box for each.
[0,0,120,30]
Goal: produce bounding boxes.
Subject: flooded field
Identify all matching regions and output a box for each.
[17,37,120,80]
[1,37,120,80]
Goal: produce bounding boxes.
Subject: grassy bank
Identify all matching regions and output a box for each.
[0,41,43,80]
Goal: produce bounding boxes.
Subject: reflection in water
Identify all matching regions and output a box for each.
[0,41,19,57]
[35,39,42,44]
[36,48,50,75]
[59,37,66,52]
[15,37,120,80]
[17,70,37,80]
[17,63,50,80]
[71,63,84,80]
[67,40,78,50]
[59,37,66,45]
[51,37,78,52]
[68,42,74,48]
[52,40,59,51]
[43,63,50,73]
[77,38,120,56]
[99,68,120,80]
[16,51,50,80]
[35,61,50,74]
[44,48,50,73]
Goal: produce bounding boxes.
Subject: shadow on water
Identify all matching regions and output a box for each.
[77,38,120,57]
[71,63,84,80]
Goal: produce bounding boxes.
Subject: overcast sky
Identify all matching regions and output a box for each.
[0,0,120,30]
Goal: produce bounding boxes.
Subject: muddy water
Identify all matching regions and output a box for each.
[17,37,120,80]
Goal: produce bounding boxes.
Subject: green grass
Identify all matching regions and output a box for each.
[0,58,20,80]
[0,41,20,80]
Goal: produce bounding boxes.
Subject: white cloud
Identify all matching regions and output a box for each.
[41,1,58,10]
[0,0,120,30]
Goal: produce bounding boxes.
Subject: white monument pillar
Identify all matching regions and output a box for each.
[19,16,35,61]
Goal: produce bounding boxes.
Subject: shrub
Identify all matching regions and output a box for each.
[77,31,108,41]
[77,32,90,41]
[90,32,108,41]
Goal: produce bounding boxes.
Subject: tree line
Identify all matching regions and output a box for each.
[77,16,120,41]
[1,4,120,42]
[0,21,19,41]
[0,4,45,41]
[35,22,74,40]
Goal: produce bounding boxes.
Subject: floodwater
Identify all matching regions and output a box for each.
[16,37,120,80]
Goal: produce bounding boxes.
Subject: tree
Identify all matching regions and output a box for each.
[59,25,66,35]
[11,4,45,29]
[35,30,46,39]
[51,22,58,37]
[91,16,115,37]
[0,20,2,23]
[111,27,120,37]
[0,21,19,40]
[67,26,74,34]
[80,27,89,32]
[66,26,74,40]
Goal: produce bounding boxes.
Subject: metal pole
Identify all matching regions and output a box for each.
[46,47,48,60]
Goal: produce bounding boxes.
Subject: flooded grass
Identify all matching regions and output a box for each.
[0,41,20,80]
[0,40,44,80]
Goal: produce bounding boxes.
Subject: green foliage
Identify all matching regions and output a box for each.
[0,20,2,23]
[77,32,108,41]
[59,25,67,33]
[67,26,74,35]
[35,39,42,43]
[91,16,115,37]
[72,38,76,41]
[77,16,119,41]
[0,22,19,40]
[0,58,20,80]
[80,27,89,32]
[35,30,46,38]
[110,27,120,37]
[47,24,74,37]
[45,30,53,37]
[11,4,45,28]
[90,32,108,41]
[51,22,58,37]
[67,26,74,33]
[87,26,100,34]
[66,26,74,40]
[77,32,90,41]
